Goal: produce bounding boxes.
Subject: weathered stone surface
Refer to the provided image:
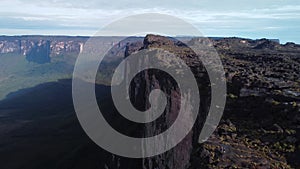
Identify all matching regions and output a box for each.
[121,35,300,169]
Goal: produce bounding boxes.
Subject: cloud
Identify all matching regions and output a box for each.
[0,0,300,43]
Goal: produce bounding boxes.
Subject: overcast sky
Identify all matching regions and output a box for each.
[0,0,299,43]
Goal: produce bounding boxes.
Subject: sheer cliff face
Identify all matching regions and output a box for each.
[120,35,210,169]
[0,38,84,63]
[0,38,84,56]
[108,35,300,169]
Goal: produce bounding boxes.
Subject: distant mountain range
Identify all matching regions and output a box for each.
[0,36,284,64]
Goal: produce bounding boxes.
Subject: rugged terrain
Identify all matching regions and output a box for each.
[194,37,300,168]
[119,35,300,168]
[0,35,299,169]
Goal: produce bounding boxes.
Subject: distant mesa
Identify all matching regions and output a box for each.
[0,36,88,64]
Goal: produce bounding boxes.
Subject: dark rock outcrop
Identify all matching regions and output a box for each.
[119,35,300,169]
[100,35,300,169]
[101,34,211,169]
[253,38,280,50]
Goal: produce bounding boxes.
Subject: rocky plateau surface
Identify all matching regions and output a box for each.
[118,35,300,169]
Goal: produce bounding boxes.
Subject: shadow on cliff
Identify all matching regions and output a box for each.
[0,79,136,169]
[0,78,185,169]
